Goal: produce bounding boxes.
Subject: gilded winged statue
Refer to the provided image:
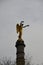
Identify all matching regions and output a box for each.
[16,21,29,40]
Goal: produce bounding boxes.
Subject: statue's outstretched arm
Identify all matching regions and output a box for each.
[23,25,29,28]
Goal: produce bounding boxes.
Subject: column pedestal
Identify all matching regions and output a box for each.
[15,40,25,65]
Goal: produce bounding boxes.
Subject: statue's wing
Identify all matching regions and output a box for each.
[16,24,19,33]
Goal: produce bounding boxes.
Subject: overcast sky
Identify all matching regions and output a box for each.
[0,0,43,64]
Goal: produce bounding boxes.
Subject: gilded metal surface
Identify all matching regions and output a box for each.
[16,21,29,40]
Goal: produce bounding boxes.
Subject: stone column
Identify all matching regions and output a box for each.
[15,40,25,65]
